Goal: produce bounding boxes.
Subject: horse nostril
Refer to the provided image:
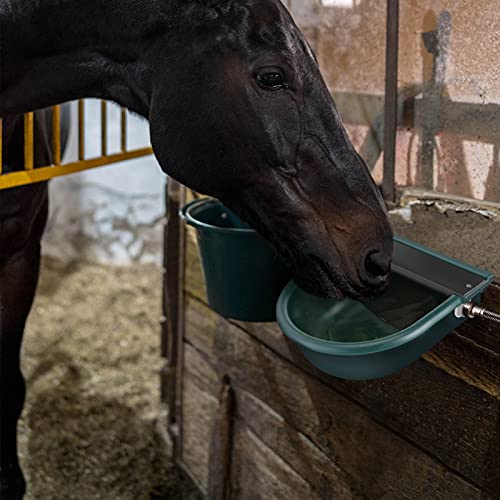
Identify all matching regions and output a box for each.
[364,251,391,278]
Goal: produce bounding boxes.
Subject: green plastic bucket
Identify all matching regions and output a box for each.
[181,198,291,322]
[277,236,494,380]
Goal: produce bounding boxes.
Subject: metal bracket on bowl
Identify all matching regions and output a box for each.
[454,302,500,324]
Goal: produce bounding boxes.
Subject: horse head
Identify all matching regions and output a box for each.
[149,0,393,299]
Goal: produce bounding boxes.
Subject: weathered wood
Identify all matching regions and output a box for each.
[185,224,208,303]
[184,299,493,499]
[208,376,234,500]
[181,343,219,495]
[183,227,500,495]
[231,312,500,494]
[164,180,186,458]
[423,330,499,397]
[235,388,360,500]
[184,344,358,500]
[233,314,500,395]
[232,425,328,500]
[184,343,358,499]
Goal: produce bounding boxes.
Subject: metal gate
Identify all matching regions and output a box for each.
[0,98,180,458]
[0,100,153,190]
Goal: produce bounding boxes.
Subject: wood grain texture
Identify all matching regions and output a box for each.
[184,299,494,499]
[164,181,186,458]
[232,313,500,494]
[183,233,500,496]
[183,342,358,500]
[232,425,328,500]
[208,377,234,500]
[235,389,360,500]
[181,343,219,495]
[185,225,207,304]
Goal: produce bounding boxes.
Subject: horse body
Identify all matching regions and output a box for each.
[0,1,393,497]
[0,113,49,500]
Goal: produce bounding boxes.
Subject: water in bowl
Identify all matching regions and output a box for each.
[288,273,447,342]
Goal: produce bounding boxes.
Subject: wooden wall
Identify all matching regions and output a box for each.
[174,226,500,500]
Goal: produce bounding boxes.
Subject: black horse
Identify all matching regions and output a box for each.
[0,0,393,498]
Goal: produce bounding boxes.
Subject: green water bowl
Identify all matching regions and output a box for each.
[277,236,494,380]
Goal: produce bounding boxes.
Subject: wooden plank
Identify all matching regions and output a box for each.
[184,342,358,499]
[164,180,186,458]
[185,225,207,303]
[181,343,219,495]
[232,425,328,500]
[208,377,234,500]
[232,314,500,493]
[423,331,499,397]
[183,234,500,494]
[235,388,360,500]
[184,299,492,499]
[229,298,500,397]
[238,303,500,399]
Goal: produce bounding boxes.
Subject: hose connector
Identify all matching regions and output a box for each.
[455,302,500,324]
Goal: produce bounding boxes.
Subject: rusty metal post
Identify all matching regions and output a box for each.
[101,100,108,156]
[24,113,34,170]
[419,11,452,190]
[0,118,3,175]
[382,0,399,203]
[161,178,185,460]
[120,108,127,152]
[78,100,85,161]
[52,105,62,165]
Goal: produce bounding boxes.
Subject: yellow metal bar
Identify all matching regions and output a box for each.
[52,105,61,165]
[0,118,3,175]
[121,108,127,152]
[101,100,107,156]
[78,99,85,160]
[24,112,34,170]
[0,147,153,190]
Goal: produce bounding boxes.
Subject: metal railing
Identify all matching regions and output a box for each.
[0,100,153,190]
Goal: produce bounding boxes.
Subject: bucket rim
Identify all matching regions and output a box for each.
[276,279,464,356]
[180,198,257,235]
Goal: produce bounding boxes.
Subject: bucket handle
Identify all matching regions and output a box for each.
[179,197,211,227]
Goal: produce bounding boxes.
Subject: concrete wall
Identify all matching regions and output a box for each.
[288,0,500,202]
[42,100,165,265]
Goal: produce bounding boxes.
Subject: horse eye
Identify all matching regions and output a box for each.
[256,70,286,90]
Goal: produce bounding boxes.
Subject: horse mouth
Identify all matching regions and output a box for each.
[292,252,390,301]
[292,254,348,299]
[221,197,389,300]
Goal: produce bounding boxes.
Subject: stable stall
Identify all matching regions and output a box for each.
[161,1,500,498]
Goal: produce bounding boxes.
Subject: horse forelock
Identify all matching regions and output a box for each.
[174,0,305,62]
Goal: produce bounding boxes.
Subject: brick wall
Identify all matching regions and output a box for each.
[288,0,500,202]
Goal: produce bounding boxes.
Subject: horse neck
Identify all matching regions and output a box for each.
[0,0,174,117]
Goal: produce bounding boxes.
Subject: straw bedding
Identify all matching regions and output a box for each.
[18,258,199,500]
